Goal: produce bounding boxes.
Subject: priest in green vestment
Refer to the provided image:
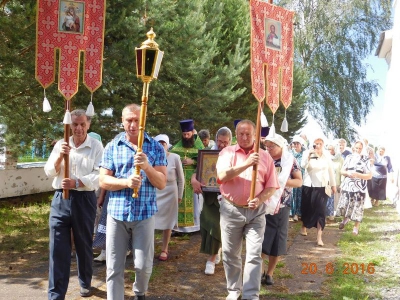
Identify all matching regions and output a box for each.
[170,119,204,232]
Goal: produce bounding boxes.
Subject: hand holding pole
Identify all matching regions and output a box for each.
[250,101,264,200]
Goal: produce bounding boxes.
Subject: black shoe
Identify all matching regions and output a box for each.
[261,274,274,285]
[261,271,266,282]
[133,295,145,300]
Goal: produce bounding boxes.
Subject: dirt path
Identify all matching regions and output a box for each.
[0,220,342,299]
[281,224,342,296]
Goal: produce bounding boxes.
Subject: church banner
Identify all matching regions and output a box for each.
[36,0,106,100]
[250,0,294,113]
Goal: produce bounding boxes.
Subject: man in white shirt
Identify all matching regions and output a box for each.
[44,109,104,299]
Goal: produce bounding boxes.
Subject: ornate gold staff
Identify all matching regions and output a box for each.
[132,28,164,198]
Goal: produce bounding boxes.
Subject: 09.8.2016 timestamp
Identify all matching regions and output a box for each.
[301,262,375,275]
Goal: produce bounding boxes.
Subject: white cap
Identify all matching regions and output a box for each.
[313,136,325,144]
[154,134,172,148]
[265,134,287,148]
[292,135,306,147]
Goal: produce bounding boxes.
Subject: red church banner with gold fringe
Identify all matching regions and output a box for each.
[36,0,106,100]
[250,0,294,113]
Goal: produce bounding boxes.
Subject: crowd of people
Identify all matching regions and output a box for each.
[44,106,396,300]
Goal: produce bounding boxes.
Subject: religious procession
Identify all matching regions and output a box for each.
[1,0,400,300]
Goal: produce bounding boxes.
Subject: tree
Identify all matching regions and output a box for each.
[212,0,308,141]
[278,0,392,141]
[0,0,51,158]
[263,65,308,142]
[0,0,308,157]
[139,0,251,144]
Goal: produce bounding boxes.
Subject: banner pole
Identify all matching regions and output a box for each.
[63,100,70,200]
[249,0,273,200]
[250,100,264,200]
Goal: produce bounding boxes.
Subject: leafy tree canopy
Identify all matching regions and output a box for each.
[279,0,392,141]
[2,0,388,157]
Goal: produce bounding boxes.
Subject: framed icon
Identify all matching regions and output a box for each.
[265,18,282,51]
[196,150,220,192]
[59,1,84,34]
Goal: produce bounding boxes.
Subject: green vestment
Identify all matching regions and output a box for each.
[170,136,204,228]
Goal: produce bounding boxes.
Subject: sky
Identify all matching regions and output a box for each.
[300,53,389,148]
[357,55,389,147]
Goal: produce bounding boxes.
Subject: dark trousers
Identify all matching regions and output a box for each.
[48,190,97,300]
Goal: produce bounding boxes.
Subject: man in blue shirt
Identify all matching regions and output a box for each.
[99,104,167,300]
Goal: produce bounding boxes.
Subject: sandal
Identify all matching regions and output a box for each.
[339,218,349,230]
[300,228,307,236]
[352,227,359,235]
[158,250,168,261]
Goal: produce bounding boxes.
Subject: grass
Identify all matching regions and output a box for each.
[125,264,163,283]
[327,200,400,300]
[18,156,47,163]
[260,200,400,300]
[126,269,135,282]
[0,199,50,254]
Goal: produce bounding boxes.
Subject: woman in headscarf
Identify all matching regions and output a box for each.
[300,137,336,246]
[367,146,394,206]
[154,134,185,261]
[290,135,306,221]
[336,140,372,235]
[261,134,302,285]
[325,143,344,222]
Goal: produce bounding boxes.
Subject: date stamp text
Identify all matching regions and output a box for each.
[301,262,375,275]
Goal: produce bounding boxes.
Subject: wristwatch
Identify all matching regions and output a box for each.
[75,179,79,189]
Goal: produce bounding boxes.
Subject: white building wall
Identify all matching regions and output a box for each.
[0,163,53,199]
[380,0,400,168]
[377,1,400,211]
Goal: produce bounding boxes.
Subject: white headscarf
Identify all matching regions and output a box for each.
[264,135,295,215]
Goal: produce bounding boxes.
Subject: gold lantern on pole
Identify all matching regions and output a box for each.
[132,28,164,198]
